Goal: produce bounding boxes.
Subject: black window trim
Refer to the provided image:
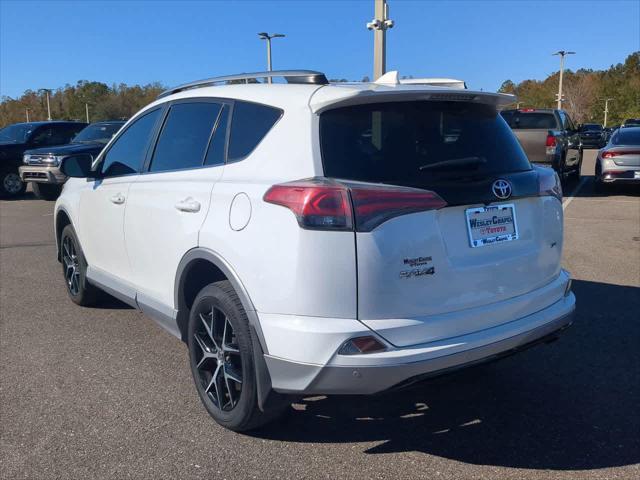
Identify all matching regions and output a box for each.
[94,106,165,179]
[142,97,232,175]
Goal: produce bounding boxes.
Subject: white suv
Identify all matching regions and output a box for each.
[55,70,575,431]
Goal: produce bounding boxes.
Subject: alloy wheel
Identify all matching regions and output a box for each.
[62,236,81,296]
[3,173,23,194]
[193,304,243,411]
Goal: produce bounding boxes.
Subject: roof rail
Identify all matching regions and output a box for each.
[158,70,329,98]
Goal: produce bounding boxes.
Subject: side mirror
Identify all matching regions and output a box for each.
[60,154,95,178]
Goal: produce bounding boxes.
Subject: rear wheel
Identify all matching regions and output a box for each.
[0,170,26,197]
[32,182,63,201]
[60,225,99,306]
[188,281,287,431]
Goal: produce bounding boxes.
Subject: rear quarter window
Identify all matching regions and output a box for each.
[320,101,531,188]
[228,101,282,161]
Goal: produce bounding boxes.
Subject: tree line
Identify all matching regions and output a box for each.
[0,81,165,128]
[499,52,640,126]
[1,52,638,128]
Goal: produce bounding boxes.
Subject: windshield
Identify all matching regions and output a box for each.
[500,111,557,129]
[320,101,531,188]
[582,124,602,131]
[0,124,34,143]
[612,128,640,145]
[72,123,123,144]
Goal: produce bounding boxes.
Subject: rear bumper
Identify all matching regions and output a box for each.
[600,165,640,183]
[264,288,575,395]
[18,165,66,184]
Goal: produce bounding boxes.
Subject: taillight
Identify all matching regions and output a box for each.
[603,150,640,158]
[263,180,352,231]
[537,166,562,202]
[545,134,557,155]
[263,178,447,232]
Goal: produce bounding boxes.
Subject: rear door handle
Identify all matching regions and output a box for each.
[175,197,201,213]
[110,193,125,205]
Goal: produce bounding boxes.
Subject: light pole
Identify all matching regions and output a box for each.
[25,107,30,122]
[603,97,613,127]
[85,103,90,123]
[553,50,575,110]
[366,0,394,81]
[39,88,52,120]
[258,32,285,82]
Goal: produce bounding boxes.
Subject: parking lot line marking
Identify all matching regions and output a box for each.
[562,177,587,211]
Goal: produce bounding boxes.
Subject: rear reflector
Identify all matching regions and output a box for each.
[338,336,387,355]
[264,178,447,232]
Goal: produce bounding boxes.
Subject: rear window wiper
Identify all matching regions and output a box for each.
[418,156,487,171]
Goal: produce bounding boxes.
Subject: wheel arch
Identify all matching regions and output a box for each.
[55,208,73,262]
[175,247,276,411]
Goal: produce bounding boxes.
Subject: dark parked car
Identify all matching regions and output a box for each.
[579,123,606,148]
[20,121,125,200]
[622,118,640,128]
[500,108,582,178]
[0,121,87,197]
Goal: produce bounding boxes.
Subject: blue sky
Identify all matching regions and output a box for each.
[1,0,638,98]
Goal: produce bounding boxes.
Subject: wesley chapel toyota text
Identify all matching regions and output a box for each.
[54,70,575,431]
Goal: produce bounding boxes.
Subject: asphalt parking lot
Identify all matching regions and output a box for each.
[1,149,639,480]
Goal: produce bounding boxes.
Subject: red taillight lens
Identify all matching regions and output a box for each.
[603,150,640,158]
[545,134,557,147]
[263,178,447,232]
[263,181,353,231]
[350,184,447,232]
[537,166,562,202]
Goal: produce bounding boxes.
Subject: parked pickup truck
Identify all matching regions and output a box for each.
[19,121,124,200]
[500,108,582,178]
[0,121,87,197]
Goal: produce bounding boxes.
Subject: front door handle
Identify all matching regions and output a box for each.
[175,197,201,213]
[110,193,125,205]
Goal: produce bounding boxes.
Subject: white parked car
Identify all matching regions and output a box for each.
[54,70,575,431]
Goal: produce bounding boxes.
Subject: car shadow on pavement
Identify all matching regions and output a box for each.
[255,279,640,471]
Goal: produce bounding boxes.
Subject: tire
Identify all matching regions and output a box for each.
[60,224,99,306]
[0,170,26,197]
[188,281,287,431]
[573,150,583,179]
[32,182,63,201]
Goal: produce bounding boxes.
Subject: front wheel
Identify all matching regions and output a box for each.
[0,170,26,197]
[188,281,287,431]
[32,182,63,200]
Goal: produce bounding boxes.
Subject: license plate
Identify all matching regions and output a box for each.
[465,204,519,248]
[634,171,640,179]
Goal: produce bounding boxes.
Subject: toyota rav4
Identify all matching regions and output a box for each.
[54,70,575,431]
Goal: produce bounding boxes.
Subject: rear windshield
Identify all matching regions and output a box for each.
[500,111,557,129]
[582,124,602,131]
[320,101,531,187]
[612,129,640,145]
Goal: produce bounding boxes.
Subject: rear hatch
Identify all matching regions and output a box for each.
[500,110,559,163]
[606,129,640,166]
[320,100,564,347]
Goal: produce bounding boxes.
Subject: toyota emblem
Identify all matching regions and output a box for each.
[492,179,512,200]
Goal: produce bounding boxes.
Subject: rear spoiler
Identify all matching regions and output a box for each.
[310,87,517,114]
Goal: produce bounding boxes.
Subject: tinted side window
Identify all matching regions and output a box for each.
[228,101,282,160]
[204,105,229,166]
[101,109,161,177]
[150,102,222,173]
